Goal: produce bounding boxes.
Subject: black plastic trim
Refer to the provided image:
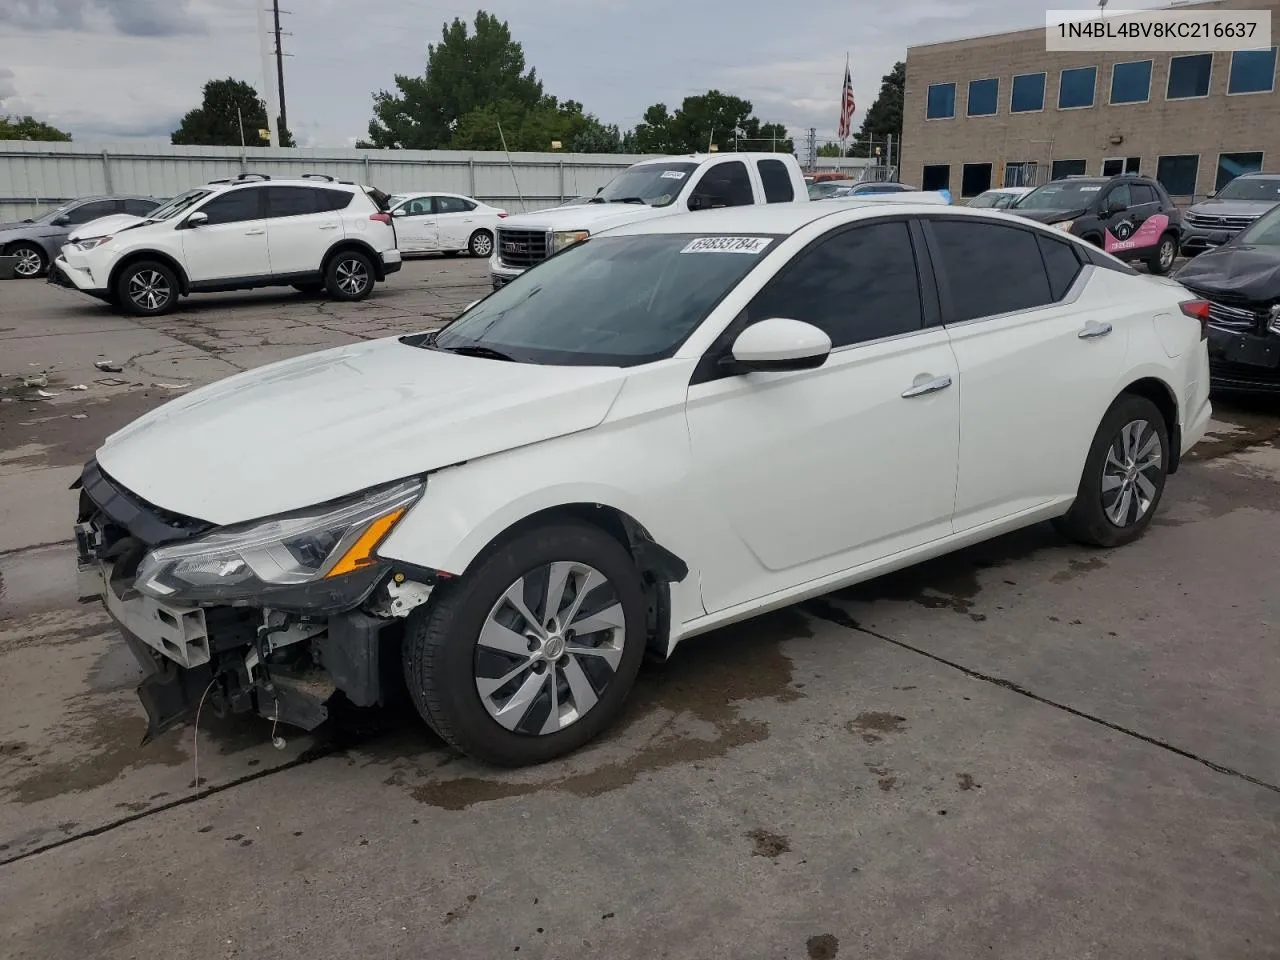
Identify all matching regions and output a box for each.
[77,458,213,547]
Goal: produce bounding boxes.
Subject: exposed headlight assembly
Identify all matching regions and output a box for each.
[1053,220,1075,233]
[134,479,423,611]
[551,229,589,253]
[75,236,113,250]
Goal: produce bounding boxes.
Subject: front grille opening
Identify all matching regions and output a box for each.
[496,228,549,269]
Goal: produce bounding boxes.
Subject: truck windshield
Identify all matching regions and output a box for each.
[414,232,781,366]
[592,162,699,207]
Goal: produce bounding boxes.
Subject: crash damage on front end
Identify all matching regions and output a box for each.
[73,459,439,744]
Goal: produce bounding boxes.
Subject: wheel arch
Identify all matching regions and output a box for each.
[108,250,191,296]
[1118,375,1182,473]
[323,239,385,281]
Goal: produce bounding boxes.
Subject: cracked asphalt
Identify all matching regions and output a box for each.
[1,260,1279,960]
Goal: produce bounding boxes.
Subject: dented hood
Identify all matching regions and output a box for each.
[95,337,627,525]
[1174,244,1280,302]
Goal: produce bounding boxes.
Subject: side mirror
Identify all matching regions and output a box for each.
[689,193,724,211]
[725,318,831,373]
[185,211,209,228]
[52,215,71,226]
[392,207,407,217]
[1105,197,1128,214]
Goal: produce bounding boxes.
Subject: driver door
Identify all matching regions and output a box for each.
[684,217,960,613]
[393,196,440,253]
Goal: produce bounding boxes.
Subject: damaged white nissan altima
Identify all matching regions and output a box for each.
[75,200,1212,766]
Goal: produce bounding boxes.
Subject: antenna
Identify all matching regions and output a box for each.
[496,119,526,210]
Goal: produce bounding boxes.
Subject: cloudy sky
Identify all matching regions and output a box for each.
[0,0,1170,148]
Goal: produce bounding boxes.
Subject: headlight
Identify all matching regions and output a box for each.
[1052,220,1075,233]
[551,229,589,253]
[75,236,112,250]
[134,479,423,608]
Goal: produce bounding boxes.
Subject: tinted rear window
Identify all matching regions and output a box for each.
[929,219,1053,322]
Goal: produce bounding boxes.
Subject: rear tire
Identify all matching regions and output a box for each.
[402,521,648,767]
[1147,233,1178,275]
[325,250,374,301]
[115,260,178,317]
[1053,394,1170,548]
[468,229,494,258]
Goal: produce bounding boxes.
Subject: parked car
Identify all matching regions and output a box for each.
[1179,172,1280,256]
[388,192,507,258]
[74,200,1211,766]
[489,152,810,290]
[1174,202,1280,392]
[1,195,162,278]
[808,180,917,200]
[1009,173,1182,274]
[967,187,1034,209]
[47,213,151,288]
[52,174,401,316]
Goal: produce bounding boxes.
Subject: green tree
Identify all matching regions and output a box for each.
[362,11,544,149]
[817,142,844,157]
[448,96,623,153]
[849,61,904,158]
[0,115,71,141]
[171,78,294,147]
[629,91,793,154]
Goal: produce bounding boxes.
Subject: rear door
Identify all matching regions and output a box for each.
[1099,181,1158,257]
[392,195,439,253]
[180,187,269,282]
[264,185,343,276]
[434,195,479,249]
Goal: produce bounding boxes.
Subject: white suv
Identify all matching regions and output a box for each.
[52,173,402,316]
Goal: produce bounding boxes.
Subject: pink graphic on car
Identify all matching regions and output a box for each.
[1105,214,1169,254]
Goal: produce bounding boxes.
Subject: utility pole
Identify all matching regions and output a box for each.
[807,128,817,172]
[273,0,288,136]
[256,3,280,146]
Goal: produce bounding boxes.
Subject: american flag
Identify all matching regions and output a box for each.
[838,58,856,140]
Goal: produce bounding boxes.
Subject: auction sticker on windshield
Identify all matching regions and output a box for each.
[660,170,687,179]
[680,236,773,254]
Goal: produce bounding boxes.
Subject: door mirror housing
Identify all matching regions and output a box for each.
[184,211,209,228]
[688,193,724,212]
[392,207,407,217]
[52,214,72,226]
[725,318,832,373]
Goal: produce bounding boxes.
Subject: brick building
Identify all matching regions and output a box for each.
[901,0,1280,202]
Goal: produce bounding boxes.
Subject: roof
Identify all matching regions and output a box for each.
[631,153,793,166]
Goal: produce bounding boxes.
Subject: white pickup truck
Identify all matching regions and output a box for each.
[489,152,810,290]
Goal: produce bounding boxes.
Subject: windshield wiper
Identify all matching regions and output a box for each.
[438,344,516,362]
[609,197,647,204]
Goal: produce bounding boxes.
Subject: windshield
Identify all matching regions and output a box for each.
[808,182,856,199]
[1235,204,1280,245]
[143,189,213,222]
[1014,181,1105,210]
[591,162,698,207]
[423,233,780,366]
[1213,177,1280,202]
[968,192,1004,208]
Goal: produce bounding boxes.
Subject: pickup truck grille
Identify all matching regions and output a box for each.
[1185,212,1257,232]
[496,228,550,269]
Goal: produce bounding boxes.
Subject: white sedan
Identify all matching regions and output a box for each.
[75,201,1211,766]
[389,192,507,257]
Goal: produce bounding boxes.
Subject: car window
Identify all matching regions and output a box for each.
[197,188,263,225]
[123,199,159,216]
[968,192,1000,208]
[315,188,353,212]
[1130,183,1158,205]
[436,196,475,213]
[757,159,795,203]
[747,221,924,347]
[402,196,436,216]
[929,219,1054,322]
[266,186,319,218]
[1105,183,1132,209]
[65,200,121,224]
[692,160,754,208]
[1036,234,1083,300]
[429,233,778,366]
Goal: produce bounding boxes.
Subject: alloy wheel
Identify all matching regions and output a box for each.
[1158,238,1175,270]
[128,269,171,312]
[12,246,43,277]
[474,561,626,736]
[335,258,370,296]
[1101,418,1163,527]
[471,232,493,257]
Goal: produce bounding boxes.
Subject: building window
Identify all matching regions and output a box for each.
[1051,159,1087,180]
[927,83,956,119]
[1110,59,1152,104]
[1003,161,1037,186]
[922,164,951,190]
[1167,53,1212,99]
[1101,157,1141,177]
[961,163,993,197]
[1058,66,1097,108]
[1228,47,1278,94]
[967,78,999,116]
[1010,72,1046,112]
[1156,155,1200,196]
[1217,152,1264,191]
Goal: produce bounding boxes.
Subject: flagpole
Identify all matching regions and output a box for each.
[839,52,851,158]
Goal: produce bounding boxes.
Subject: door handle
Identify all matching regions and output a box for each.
[319,224,339,230]
[1078,321,1113,339]
[901,374,953,398]
[244,229,265,236]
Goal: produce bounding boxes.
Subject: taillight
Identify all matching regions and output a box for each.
[497,212,508,218]
[369,212,391,225]
[1180,299,1211,340]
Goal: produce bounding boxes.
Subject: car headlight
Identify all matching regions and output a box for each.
[74,236,112,250]
[551,229,589,253]
[133,478,423,609]
[1053,220,1075,233]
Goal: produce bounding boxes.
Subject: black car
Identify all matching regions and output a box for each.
[1175,204,1280,393]
[1010,173,1181,275]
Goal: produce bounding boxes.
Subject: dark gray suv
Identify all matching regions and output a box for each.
[1,195,161,278]
[1180,172,1280,256]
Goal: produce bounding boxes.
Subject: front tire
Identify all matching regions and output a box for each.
[1053,394,1170,548]
[468,229,494,258]
[115,260,178,316]
[325,250,375,301]
[1147,233,1178,275]
[403,521,648,766]
[8,243,47,278]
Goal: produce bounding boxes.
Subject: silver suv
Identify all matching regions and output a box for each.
[1,196,161,278]
[1181,172,1280,255]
